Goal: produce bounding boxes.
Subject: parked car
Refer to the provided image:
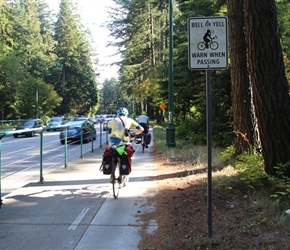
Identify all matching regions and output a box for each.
[13,119,44,138]
[74,116,88,121]
[103,120,111,131]
[59,121,96,144]
[100,115,113,122]
[47,117,67,131]
[95,115,101,121]
[89,117,98,123]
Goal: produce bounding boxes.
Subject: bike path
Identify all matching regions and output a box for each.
[0,132,157,250]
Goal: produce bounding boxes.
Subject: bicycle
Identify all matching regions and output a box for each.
[109,144,128,199]
[197,37,219,51]
[134,132,147,153]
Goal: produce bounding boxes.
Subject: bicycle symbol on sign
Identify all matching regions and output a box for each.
[197,30,219,51]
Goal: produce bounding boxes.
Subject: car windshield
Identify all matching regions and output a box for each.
[65,122,82,130]
[50,117,62,122]
[68,126,81,130]
[74,117,87,121]
[24,120,34,126]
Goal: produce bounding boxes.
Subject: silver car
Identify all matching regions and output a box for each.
[14,119,44,138]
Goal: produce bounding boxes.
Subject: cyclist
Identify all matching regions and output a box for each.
[108,107,144,145]
[137,111,149,133]
[107,107,143,185]
[203,29,212,48]
[137,111,150,148]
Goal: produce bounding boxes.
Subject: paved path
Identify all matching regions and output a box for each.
[0,134,157,250]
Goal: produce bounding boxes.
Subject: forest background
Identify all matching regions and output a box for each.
[1,0,290,177]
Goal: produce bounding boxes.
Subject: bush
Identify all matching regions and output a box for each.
[176,118,206,144]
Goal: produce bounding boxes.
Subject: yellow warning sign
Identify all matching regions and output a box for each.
[159,102,166,110]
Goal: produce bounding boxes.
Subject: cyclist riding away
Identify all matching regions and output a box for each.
[137,111,149,134]
[108,107,144,145]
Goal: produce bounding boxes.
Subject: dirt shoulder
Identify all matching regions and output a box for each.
[138,150,290,250]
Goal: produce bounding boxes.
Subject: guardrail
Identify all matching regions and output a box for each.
[0,121,110,207]
[0,119,25,130]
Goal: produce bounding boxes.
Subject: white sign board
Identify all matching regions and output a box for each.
[188,17,228,70]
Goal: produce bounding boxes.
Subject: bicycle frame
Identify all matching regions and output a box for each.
[134,133,147,153]
[141,133,146,153]
[109,144,127,199]
[197,37,219,51]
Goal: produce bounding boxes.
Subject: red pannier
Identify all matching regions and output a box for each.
[119,144,135,175]
[100,146,114,175]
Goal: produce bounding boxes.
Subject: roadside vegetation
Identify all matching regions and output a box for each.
[147,124,290,249]
[154,124,290,217]
[2,1,290,233]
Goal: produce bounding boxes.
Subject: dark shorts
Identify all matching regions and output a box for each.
[139,123,148,134]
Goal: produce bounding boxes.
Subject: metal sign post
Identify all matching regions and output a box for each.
[206,69,213,237]
[188,16,228,238]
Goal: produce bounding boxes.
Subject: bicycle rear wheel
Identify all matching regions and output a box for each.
[197,42,206,50]
[112,164,120,199]
[141,134,145,153]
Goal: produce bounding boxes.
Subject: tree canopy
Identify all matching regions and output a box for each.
[0,0,98,119]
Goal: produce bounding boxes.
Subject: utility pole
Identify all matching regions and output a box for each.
[35,63,38,119]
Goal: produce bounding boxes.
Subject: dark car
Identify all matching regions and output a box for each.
[47,117,67,131]
[14,119,44,138]
[59,121,96,144]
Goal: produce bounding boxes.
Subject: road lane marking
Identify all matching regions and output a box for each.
[69,208,90,230]
[2,146,35,156]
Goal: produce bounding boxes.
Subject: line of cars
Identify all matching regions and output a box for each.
[13,119,44,138]
[59,121,96,144]
[100,115,114,131]
[13,117,96,144]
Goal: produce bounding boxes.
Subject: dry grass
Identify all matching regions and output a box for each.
[138,149,290,250]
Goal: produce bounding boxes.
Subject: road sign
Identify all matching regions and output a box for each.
[188,16,228,70]
[159,102,166,110]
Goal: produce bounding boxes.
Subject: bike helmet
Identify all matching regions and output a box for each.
[117,107,129,116]
[141,111,147,115]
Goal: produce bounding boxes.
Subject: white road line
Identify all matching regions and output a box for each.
[69,208,90,230]
[3,155,37,167]
[2,146,35,156]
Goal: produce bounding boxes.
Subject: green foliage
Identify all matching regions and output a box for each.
[176,117,206,144]
[0,0,98,119]
[220,151,290,203]
[276,0,290,54]
[53,0,98,115]
[220,145,235,162]
[152,125,168,154]
[107,0,169,116]
[153,123,223,166]
[234,153,266,182]
[156,121,290,204]
[268,163,290,202]
[277,0,290,86]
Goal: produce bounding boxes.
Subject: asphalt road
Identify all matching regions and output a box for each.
[0,130,156,250]
[0,125,109,197]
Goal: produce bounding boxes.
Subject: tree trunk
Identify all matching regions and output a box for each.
[227,0,254,154]
[244,0,290,176]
